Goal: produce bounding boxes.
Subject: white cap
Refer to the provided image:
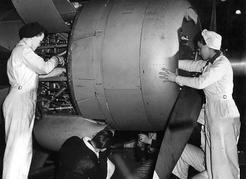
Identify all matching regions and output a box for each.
[201,29,222,50]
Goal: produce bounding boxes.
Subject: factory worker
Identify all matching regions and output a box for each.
[56,129,115,179]
[159,29,240,179]
[2,22,65,179]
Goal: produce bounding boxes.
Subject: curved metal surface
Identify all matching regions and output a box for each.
[154,87,203,178]
[68,0,199,130]
[0,21,23,50]
[11,0,69,32]
[68,0,200,130]
[33,115,106,151]
[52,0,77,21]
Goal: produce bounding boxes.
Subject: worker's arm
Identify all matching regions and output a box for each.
[176,58,228,89]
[39,67,66,78]
[178,60,206,72]
[22,48,62,74]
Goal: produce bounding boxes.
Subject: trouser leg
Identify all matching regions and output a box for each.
[172,144,205,179]
[208,117,240,179]
[2,111,34,179]
[3,137,32,179]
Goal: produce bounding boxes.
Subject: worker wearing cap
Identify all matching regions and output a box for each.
[159,29,240,179]
[2,22,65,179]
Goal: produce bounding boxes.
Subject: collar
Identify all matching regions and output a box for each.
[208,51,222,64]
[17,39,33,50]
[83,137,99,158]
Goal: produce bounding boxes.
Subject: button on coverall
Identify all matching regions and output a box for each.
[173,55,240,179]
[2,40,58,179]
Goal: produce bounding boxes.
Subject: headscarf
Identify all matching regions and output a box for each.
[201,29,222,50]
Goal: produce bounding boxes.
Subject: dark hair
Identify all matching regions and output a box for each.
[193,31,206,50]
[19,22,47,39]
[91,129,114,149]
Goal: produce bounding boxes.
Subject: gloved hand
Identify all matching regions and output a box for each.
[57,56,65,66]
[60,67,66,74]
[52,56,65,66]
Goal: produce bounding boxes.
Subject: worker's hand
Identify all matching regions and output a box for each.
[159,68,177,82]
[52,56,65,66]
[39,67,66,79]
[57,56,65,66]
[138,134,152,145]
[58,67,66,75]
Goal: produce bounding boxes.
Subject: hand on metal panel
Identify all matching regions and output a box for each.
[159,68,177,82]
[57,56,65,66]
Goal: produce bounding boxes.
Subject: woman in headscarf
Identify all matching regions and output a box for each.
[159,29,240,179]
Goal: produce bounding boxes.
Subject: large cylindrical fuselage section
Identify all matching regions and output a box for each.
[67,0,200,130]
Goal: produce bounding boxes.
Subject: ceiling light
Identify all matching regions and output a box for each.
[235,10,242,15]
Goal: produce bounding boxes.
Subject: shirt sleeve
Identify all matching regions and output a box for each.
[106,159,115,179]
[22,48,58,74]
[176,58,228,89]
[178,60,206,72]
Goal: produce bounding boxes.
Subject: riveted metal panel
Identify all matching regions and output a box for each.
[105,89,151,130]
[68,0,112,119]
[101,0,150,128]
[69,0,201,130]
[140,0,200,128]
[52,0,76,21]
[102,0,148,89]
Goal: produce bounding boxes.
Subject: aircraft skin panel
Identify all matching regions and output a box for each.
[104,89,151,131]
[69,0,199,130]
[52,0,76,21]
[11,0,69,32]
[102,0,147,89]
[139,0,186,127]
[77,96,106,120]
[33,114,106,151]
[68,0,114,119]
[0,21,23,50]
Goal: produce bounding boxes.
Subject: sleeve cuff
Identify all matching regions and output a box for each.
[175,76,183,86]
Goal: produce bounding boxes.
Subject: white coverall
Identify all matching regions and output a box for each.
[172,55,241,179]
[2,39,58,179]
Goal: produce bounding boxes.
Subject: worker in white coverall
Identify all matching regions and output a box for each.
[157,29,241,179]
[2,22,65,179]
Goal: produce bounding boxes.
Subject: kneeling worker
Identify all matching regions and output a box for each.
[56,129,115,179]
